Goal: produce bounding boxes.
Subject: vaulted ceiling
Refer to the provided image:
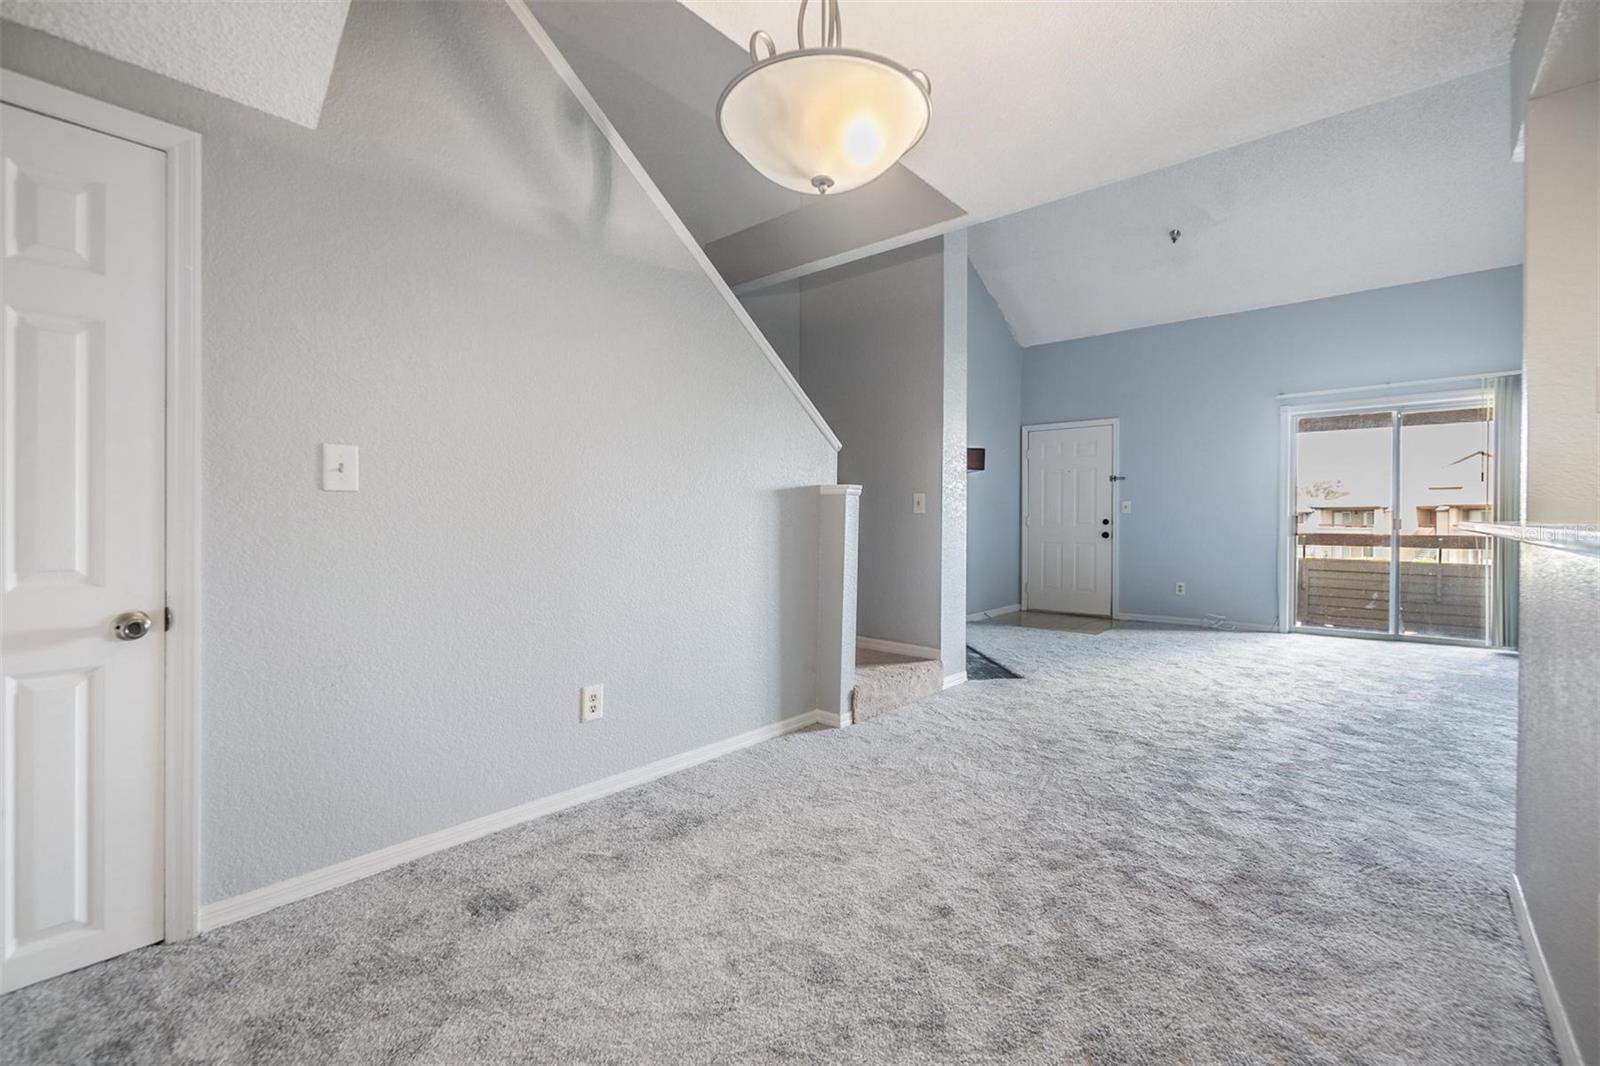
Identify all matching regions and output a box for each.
[682,0,1520,228]
[967,67,1524,345]
[2,0,1529,344]
[682,1,1525,341]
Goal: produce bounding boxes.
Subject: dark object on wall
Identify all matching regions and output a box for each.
[967,448,986,471]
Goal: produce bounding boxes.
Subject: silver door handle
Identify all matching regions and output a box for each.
[113,611,153,641]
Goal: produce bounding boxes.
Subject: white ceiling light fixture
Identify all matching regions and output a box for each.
[716,0,931,196]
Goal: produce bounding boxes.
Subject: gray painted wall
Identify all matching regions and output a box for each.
[705,168,966,290]
[1523,82,1599,524]
[1515,544,1599,1063]
[1517,70,1599,1065]
[741,279,802,377]
[966,266,1023,616]
[797,240,946,650]
[2,2,838,902]
[1018,267,1524,627]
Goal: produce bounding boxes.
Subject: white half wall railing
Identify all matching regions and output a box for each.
[816,485,861,727]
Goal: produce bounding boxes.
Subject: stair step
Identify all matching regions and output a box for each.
[851,658,943,723]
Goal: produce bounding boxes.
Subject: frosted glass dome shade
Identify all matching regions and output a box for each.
[717,49,931,195]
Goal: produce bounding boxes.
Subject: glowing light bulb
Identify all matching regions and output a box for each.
[843,115,886,166]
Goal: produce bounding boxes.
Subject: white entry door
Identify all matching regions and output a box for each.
[1024,422,1115,616]
[1,103,168,993]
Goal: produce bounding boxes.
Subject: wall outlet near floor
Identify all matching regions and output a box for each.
[1175,582,1186,596]
[580,684,604,722]
[912,492,927,514]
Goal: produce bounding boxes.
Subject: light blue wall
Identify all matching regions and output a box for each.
[1019,267,1524,627]
[967,267,1024,615]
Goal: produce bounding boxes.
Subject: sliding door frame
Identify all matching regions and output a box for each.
[1278,387,1497,646]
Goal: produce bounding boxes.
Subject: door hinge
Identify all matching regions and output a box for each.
[164,607,173,632]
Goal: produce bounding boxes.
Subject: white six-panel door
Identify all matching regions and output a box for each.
[1024,423,1115,616]
[1,102,167,993]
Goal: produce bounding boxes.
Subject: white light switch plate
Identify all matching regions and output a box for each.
[580,684,604,722]
[1121,500,1132,514]
[321,444,359,491]
[913,492,927,514]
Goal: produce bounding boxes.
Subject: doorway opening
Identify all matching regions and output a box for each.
[1283,382,1515,646]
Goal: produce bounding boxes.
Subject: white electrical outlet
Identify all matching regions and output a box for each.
[1121,500,1132,514]
[912,492,927,514]
[1175,582,1186,596]
[580,684,603,722]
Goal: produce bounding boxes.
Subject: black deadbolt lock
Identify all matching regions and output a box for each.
[1102,518,1110,525]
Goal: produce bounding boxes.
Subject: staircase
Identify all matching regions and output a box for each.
[851,648,943,723]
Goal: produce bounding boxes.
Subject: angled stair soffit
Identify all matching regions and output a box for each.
[506,0,841,452]
[531,0,968,292]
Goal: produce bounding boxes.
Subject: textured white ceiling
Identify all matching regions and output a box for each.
[967,68,1524,346]
[681,0,1520,227]
[2,0,352,127]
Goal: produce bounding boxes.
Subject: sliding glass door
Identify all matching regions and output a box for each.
[1291,391,1498,645]
[1396,404,1493,641]
[1294,411,1395,633]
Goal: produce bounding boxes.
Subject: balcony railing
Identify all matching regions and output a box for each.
[1294,534,1489,641]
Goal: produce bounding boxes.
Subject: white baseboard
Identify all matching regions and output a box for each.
[809,708,848,728]
[856,636,940,659]
[1112,611,1278,633]
[942,671,966,689]
[967,603,1022,622]
[199,708,829,932]
[1511,874,1586,1066]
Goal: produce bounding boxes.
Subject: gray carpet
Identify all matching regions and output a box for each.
[1,624,1555,1064]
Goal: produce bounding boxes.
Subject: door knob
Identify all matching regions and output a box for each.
[113,611,153,641]
[1102,518,1110,525]
[1101,531,1111,539]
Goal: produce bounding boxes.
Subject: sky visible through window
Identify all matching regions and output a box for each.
[1297,416,1491,534]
